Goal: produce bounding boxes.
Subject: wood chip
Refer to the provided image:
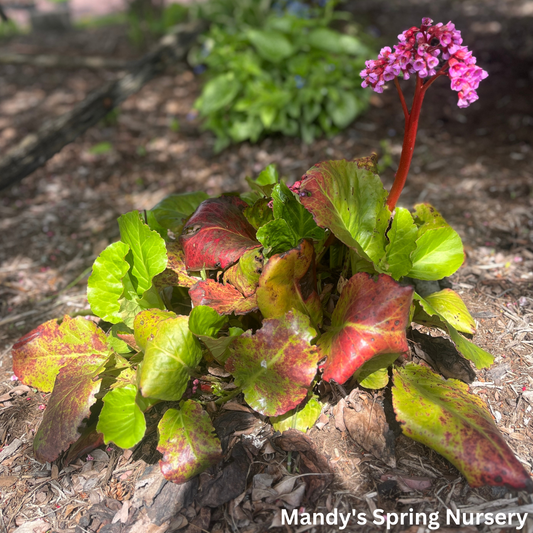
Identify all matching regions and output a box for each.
[0,438,22,463]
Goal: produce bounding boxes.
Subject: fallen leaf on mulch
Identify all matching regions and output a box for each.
[410,329,476,383]
[342,390,396,467]
[275,429,334,502]
[0,384,30,402]
[195,442,250,508]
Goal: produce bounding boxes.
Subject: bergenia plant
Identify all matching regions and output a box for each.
[12,18,532,497]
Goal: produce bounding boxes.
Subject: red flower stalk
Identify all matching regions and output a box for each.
[360,18,488,210]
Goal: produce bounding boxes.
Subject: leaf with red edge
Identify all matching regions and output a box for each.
[180,197,261,271]
[257,239,322,328]
[299,159,390,264]
[393,364,533,491]
[189,280,258,315]
[225,310,319,416]
[157,400,222,484]
[33,356,105,463]
[12,316,110,393]
[154,241,200,289]
[320,273,413,384]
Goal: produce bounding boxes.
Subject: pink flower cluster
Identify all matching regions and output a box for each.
[360,18,488,107]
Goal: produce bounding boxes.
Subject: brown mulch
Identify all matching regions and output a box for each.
[1,0,533,531]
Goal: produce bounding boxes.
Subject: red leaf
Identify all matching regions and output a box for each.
[189,280,258,315]
[180,197,261,271]
[320,273,413,384]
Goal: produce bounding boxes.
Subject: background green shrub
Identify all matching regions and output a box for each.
[191,0,374,152]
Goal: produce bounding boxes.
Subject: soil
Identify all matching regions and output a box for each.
[0,0,533,532]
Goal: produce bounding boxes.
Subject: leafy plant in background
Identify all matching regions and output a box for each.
[12,18,533,495]
[191,0,373,151]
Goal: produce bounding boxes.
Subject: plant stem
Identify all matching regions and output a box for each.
[386,64,449,211]
[386,75,426,211]
[214,386,242,405]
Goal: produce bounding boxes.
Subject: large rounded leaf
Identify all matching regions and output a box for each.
[87,241,131,323]
[225,310,319,416]
[247,29,294,63]
[423,289,476,334]
[378,207,418,280]
[118,211,168,296]
[139,316,202,401]
[12,316,109,392]
[195,72,241,116]
[256,239,322,328]
[320,273,413,384]
[180,197,261,271]
[299,159,390,264]
[97,384,146,449]
[33,357,104,462]
[157,401,222,484]
[393,365,533,491]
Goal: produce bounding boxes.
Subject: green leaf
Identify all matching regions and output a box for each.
[97,384,146,449]
[150,192,209,234]
[256,164,279,186]
[326,92,359,129]
[12,316,110,393]
[379,207,418,280]
[245,165,278,198]
[107,324,134,355]
[408,226,464,280]
[33,357,104,462]
[140,316,202,401]
[423,289,476,334]
[247,29,294,63]
[87,241,131,324]
[256,218,296,256]
[118,211,168,296]
[415,294,493,368]
[393,364,533,491]
[226,310,319,416]
[133,309,176,352]
[189,306,228,338]
[447,326,494,369]
[272,182,325,242]
[158,401,222,484]
[307,28,344,53]
[271,397,322,432]
[188,305,239,362]
[243,198,274,230]
[257,239,322,328]
[299,159,390,264]
[354,352,399,389]
[196,72,241,115]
